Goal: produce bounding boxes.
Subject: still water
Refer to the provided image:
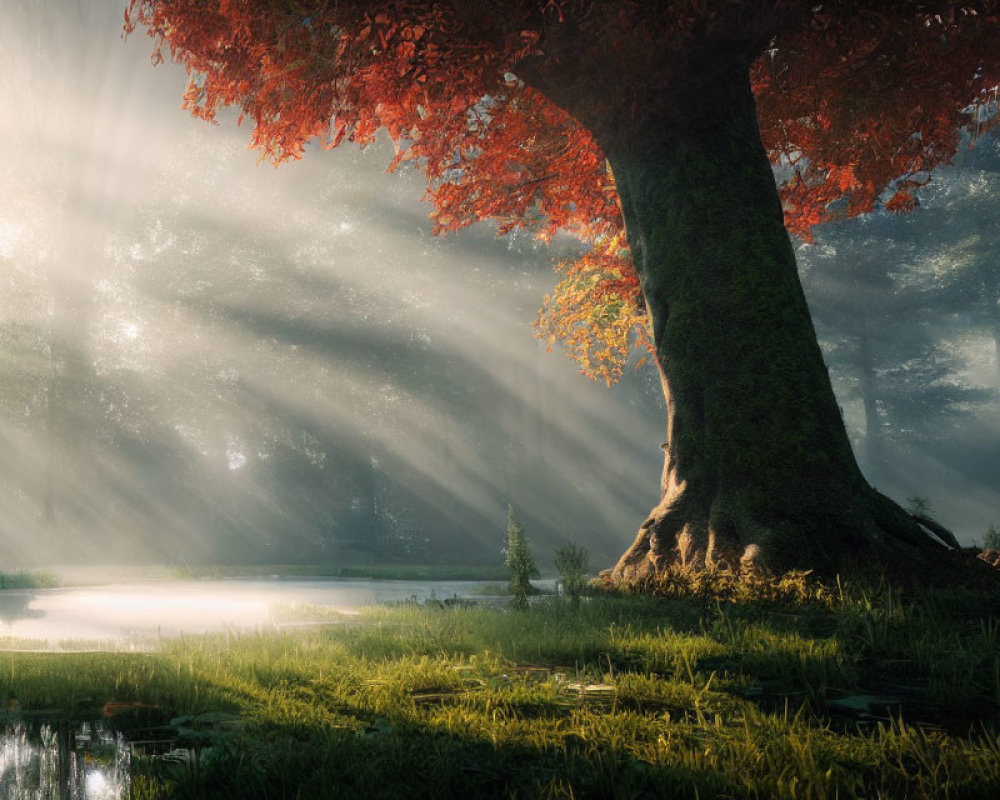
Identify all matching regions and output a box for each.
[0,577,527,647]
[0,721,127,800]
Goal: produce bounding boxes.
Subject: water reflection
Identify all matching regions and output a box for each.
[0,578,542,647]
[0,592,42,624]
[0,721,127,799]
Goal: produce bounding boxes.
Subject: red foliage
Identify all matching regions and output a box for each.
[754,5,1000,240]
[125,1,1000,381]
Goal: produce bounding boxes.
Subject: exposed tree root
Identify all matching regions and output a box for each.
[606,487,996,591]
[911,513,962,550]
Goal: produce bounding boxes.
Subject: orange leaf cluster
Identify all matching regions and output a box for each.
[125,0,534,162]
[421,89,616,241]
[534,230,647,385]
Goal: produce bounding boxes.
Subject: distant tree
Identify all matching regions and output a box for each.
[984,523,1000,551]
[895,139,1000,384]
[503,505,538,610]
[800,211,993,478]
[906,495,933,518]
[128,1,1000,580]
[553,541,589,608]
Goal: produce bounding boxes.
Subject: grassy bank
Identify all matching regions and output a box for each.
[0,570,60,590]
[3,574,1000,798]
[162,562,513,581]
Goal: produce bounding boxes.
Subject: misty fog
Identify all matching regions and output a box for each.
[0,0,997,570]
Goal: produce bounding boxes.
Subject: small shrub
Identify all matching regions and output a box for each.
[906,494,932,517]
[554,541,590,607]
[503,505,538,610]
[0,571,61,590]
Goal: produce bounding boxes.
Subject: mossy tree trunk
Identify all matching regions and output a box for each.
[595,60,952,580]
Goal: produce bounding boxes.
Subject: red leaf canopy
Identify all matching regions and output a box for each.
[125,0,1000,382]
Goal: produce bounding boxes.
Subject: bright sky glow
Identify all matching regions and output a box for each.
[0,0,671,568]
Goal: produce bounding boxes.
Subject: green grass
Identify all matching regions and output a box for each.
[0,570,61,589]
[4,573,1000,798]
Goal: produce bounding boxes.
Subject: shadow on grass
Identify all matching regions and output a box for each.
[144,720,732,800]
[8,587,1000,799]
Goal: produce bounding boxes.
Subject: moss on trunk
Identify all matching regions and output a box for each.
[599,60,952,580]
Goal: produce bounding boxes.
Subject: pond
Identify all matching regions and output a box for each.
[0,577,551,649]
[0,576,555,798]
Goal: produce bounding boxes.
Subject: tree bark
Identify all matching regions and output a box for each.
[593,59,948,580]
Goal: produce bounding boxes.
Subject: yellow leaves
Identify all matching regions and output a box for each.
[533,244,646,384]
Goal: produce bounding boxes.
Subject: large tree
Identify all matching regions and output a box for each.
[126,0,1000,580]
